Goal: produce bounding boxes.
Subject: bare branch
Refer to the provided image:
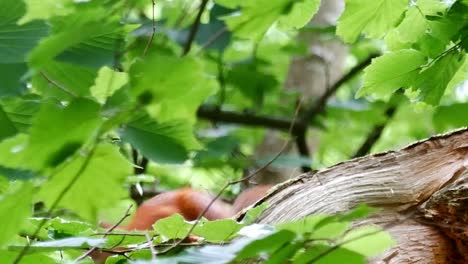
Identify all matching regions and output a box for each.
[143,0,156,56]
[197,105,305,134]
[352,106,397,158]
[301,53,379,124]
[76,204,134,262]
[182,0,209,55]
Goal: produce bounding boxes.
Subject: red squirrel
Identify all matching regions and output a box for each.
[92,186,271,263]
[123,185,272,231]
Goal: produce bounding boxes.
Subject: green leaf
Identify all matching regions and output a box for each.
[265,242,302,264]
[90,66,128,104]
[385,0,452,48]
[310,222,349,240]
[120,112,202,164]
[0,166,37,181]
[195,4,233,51]
[130,52,210,102]
[0,251,55,264]
[0,107,17,141]
[0,0,48,63]
[340,225,394,257]
[358,50,426,98]
[413,50,465,105]
[337,0,409,43]
[236,229,296,259]
[339,204,378,222]
[28,14,123,68]
[278,0,321,29]
[277,214,330,235]
[32,61,97,98]
[47,218,94,239]
[0,134,29,169]
[19,0,74,24]
[193,218,242,242]
[293,245,365,264]
[0,182,34,248]
[130,51,218,123]
[433,103,468,132]
[222,0,320,41]
[38,143,132,221]
[0,63,28,97]
[153,214,192,241]
[446,53,468,92]
[0,96,41,133]
[240,203,268,225]
[226,62,279,105]
[31,236,105,249]
[24,98,102,170]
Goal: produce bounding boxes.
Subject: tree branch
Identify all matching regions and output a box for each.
[352,105,397,158]
[182,0,209,55]
[290,53,379,167]
[197,105,305,134]
[295,132,311,172]
[300,53,379,124]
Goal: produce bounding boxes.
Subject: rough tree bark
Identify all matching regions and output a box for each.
[249,128,468,263]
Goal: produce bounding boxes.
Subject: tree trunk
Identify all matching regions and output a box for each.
[250,128,468,263]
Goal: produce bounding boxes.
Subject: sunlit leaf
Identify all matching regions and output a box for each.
[337,0,409,43]
[38,143,132,221]
[0,182,34,248]
[90,66,128,104]
[358,50,426,98]
[341,225,394,257]
[152,214,192,241]
[24,98,102,170]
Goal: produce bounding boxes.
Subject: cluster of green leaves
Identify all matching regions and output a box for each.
[143,205,392,264]
[2,204,392,264]
[0,0,467,263]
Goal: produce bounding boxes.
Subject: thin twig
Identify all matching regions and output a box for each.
[76,204,134,261]
[182,0,209,55]
[40,72,78,97]
[93,232,147,236]
[146,232,157,261]
[143,0,156,56]
[196,27,228,55]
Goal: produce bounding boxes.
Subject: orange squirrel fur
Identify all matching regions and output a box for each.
[123,185,272,231]
[124,187,233,230]
[232,185,272,214]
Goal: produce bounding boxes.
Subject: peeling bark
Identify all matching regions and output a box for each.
[250,128,468,263]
